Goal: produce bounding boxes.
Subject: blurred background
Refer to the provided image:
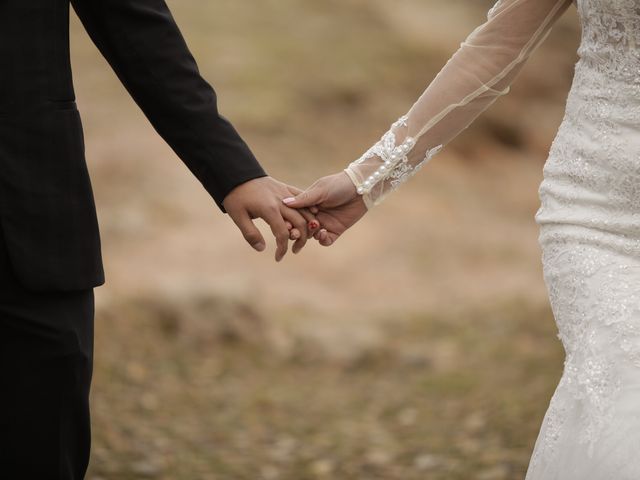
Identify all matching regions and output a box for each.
[76,1,581,479]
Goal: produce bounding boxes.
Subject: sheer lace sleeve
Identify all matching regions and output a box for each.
[345,0,573,209]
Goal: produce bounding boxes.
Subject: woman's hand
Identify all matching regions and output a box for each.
[283,172,367,246]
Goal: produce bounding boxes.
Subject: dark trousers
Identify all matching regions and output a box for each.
[0,225,95,480]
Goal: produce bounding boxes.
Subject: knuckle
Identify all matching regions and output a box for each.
[244,231,260,242]
[277,233,288,243]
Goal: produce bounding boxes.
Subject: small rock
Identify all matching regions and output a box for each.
[478,465,510,480]
[130,460,161,477]
[269,435,298,461]
[125,362,147,382]
[311,458,335,476]
[365,449,392,466]
[413,453,440,471]
[139,392,159,411]
[397,408,418,426]
[260,465,280,480]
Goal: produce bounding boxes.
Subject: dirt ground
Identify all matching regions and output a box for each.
[70,1,582,478]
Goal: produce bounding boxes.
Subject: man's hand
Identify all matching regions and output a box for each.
[223,177,317,261]
[283,172,367,246]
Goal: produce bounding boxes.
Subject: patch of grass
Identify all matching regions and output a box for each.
[88,296,563,479]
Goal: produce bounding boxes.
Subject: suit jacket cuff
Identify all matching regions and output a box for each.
[202,163,268,213]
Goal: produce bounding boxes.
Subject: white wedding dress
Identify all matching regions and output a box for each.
[344,0,640,477]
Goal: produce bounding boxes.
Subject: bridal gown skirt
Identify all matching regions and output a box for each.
[526,59,640,479]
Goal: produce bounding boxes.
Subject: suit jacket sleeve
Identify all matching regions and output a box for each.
[70,0,267,211]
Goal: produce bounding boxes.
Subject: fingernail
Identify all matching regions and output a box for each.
[252,242,266,251]
[308,220,319,230]
[282,197,295,205]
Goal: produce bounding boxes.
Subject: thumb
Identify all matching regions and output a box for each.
[282,185,324,209]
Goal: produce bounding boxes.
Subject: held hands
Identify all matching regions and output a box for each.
[282,172,367,247]
[223,172,366,260]
[222,176,319,261]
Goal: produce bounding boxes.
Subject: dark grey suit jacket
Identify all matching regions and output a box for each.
[0,0,266,291]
